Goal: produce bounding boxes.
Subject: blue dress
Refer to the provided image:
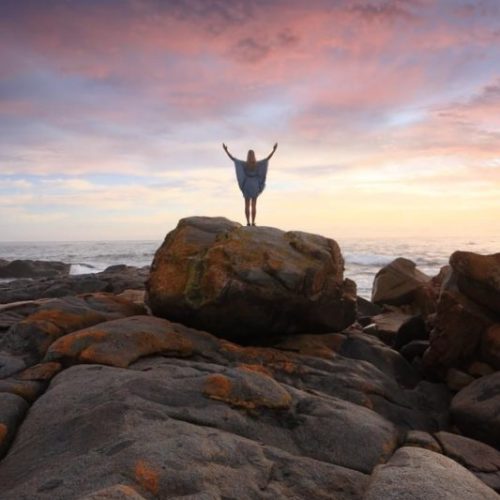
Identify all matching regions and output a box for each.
[234,159,268,199]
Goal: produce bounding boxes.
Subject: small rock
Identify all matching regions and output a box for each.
[364,446,498,500]
[0,379,45,402]
[0,353,25,379]
[435,431,500,492]
[338,331,420,388]
[467,361,495,378]
[400,340,429,362]
[404,430,442,452]
[371,257,431,306]
[356,296,382,320]
[14,362,62,381]
[394,315,428,350]
[446,368,475,392]
[0,393,29,459]
[451,371,500,447]
[363,310,412,346]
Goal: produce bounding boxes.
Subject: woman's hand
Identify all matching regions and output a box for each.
[266,142,278,160]
[223,143,235,160]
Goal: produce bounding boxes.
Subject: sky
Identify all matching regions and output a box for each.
[0,0,499,241]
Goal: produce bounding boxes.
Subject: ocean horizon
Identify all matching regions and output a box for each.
[1,234,498,300]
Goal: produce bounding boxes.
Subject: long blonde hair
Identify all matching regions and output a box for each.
[246,150,257,169]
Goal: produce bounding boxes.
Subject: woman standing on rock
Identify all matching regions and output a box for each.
[222,143,278,226]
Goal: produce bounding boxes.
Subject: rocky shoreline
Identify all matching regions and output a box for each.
[0,216,498,499]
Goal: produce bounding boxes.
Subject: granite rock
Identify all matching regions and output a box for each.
[146,217,356,340]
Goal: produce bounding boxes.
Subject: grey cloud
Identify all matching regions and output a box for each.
[230,27,300,64]
[349,0,418,22]
[232,37,271,63]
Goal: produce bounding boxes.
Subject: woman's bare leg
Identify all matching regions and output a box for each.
[245,198,250,225]
[251,197,257,225]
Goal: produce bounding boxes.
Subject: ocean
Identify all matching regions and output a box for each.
[0,236,498,300]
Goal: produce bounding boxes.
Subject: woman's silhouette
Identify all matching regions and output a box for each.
[223,143,278,226]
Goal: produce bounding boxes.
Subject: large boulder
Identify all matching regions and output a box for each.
[0,359,391,499]
[371,257,432,308]
[0,260,70,279]
[451,371,500,448]
[423,256,498,373]
[146,217,356,340]
[364,446,498,500]
[423,289,494,372]
[450,251,500,315]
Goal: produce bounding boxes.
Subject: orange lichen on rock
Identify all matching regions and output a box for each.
[28,308,105,333]
[45,316,194,368]
[203,374,233,401]
[377,434,400,464]
[134,460,160,495]
[0,380,43,402]
[237,364,273,377]
[219,340,244,354]
[203,371,292,410]
[276,333,344,360]
[15,362,62,381]
[46,329,109,362]
[76,329,193,367]
[220,342,304,376]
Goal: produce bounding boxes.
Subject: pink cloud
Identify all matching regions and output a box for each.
[1,0,500,176]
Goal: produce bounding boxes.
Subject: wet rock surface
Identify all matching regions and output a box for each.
[0,259,70,279]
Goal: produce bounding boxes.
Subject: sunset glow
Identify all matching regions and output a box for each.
[1,0,499,240]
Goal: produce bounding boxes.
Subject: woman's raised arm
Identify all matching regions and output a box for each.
[265,142,278,161]
[222,143,236,161]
